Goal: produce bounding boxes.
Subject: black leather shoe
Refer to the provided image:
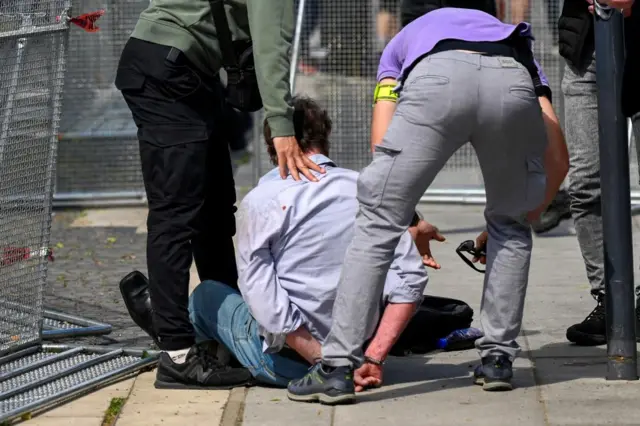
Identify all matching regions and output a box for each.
[119,270,159,345]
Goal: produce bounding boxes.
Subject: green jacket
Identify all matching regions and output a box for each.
[132,0,295,137]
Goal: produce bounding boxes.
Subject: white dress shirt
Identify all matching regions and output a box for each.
[236,154,428,353]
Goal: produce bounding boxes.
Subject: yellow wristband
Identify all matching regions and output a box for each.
[373,83,398,105]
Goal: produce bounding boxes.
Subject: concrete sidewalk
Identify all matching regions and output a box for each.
[25,204,640,425]
[237,204,640,426]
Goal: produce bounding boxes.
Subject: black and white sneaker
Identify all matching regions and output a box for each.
[154,343,252,390]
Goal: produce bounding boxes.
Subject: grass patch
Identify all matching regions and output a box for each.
[102,397,127,426]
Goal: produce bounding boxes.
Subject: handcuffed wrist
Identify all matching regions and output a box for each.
[364,355,385,366]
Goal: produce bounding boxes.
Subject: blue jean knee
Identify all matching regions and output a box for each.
[188,280,308,387]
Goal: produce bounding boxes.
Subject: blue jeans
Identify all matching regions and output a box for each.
[188,280,310,387]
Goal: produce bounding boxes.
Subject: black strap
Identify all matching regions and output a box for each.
[429,37,553,102]
[208,0,238,68]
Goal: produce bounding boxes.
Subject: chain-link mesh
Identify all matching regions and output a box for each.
[253,1,568,195]
[55,0,147,202]
[0,0,68,355]
[48,1,640,201]
[254,0,379,178]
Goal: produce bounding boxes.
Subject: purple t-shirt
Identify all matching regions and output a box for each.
[377,8,549,88]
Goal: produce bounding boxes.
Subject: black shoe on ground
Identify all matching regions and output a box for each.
[531,190,572,234]
[473,355,513,391]
[119,271,159,345]
[287,363,356,405]
[155,343,252,390]
[566,293,606,346]
[566,293,640,346]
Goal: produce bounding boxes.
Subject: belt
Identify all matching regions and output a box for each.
[429,39,520,58]
[427,38,552,101]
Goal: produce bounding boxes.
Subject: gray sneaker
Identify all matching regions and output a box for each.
[473,355,513,391]
[287,363,356,405]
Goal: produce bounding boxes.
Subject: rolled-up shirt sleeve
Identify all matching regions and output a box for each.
[236,196,306,353]
[383,230,428,304]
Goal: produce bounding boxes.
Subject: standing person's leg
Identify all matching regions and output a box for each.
[288,52,478,404]
[191,110,239,290]
[116,38,250,388]
[470,55,548,391]
[189,281,310,386]
[561,54,610,345]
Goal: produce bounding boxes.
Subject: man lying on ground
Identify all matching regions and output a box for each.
[188,96,453,392]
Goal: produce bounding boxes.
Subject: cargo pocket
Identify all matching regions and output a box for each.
[357,144,403,210]
[138,125,210,202]
[524,156,546,212]
[115,67,145,93]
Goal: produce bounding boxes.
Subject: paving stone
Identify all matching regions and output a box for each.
[116,372,229,426]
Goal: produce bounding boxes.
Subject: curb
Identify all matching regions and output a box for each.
[220,387,248,426]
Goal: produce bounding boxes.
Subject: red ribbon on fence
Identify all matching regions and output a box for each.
[1,247,54,267]
[57,9,105,32]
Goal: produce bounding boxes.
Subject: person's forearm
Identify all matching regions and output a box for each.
[247,0,295,138]
[538,96,569,210]
[365,302,417,361]
[285,326,321,364]
[370,78,398,152]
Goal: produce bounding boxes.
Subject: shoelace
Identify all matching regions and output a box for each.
[585,296,606,323]
[195,345,230,372]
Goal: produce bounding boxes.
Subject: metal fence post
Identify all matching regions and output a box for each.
[593,1,638,381]
[290,0,306,93]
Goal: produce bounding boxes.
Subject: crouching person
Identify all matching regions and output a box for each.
[188,97,442,394]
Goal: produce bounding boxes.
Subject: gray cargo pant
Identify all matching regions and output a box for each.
[562,53,640,295]
[322,51,549,367]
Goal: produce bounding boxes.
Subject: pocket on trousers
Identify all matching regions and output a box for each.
[357,144,403,209]
[405,75,450,86]
[398,74,452,126]
[158,60,203,102]
[509,85,537,101]
[139,125,208,148]
[138,125,209,201]
[524,156,546,211]
[115,67,145,92]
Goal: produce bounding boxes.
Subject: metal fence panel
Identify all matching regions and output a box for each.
[0,345,158,423]
[0,0,69,355]
[55,0,147,205]
[49,1,639,203]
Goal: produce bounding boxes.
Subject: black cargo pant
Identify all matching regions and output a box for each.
[115,38,238,351]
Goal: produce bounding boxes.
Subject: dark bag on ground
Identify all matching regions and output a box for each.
[209,0,263,112]
[389,295,474,356]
